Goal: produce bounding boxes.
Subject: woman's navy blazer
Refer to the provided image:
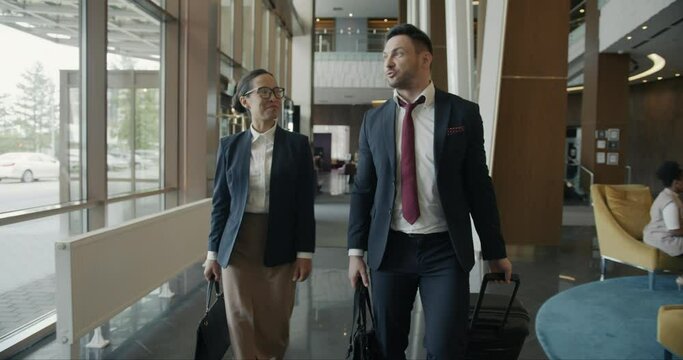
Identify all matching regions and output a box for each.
[208,126,316,267]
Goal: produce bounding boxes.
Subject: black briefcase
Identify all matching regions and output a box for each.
[194,280,230,360]
[466,273,530,360]
[346,283,379,360]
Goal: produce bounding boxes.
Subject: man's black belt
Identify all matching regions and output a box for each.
[390,230,449,240]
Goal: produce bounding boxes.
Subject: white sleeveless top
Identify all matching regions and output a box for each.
[643,188,683,257]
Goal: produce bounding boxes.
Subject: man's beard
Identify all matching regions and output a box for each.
[387,69,414,89]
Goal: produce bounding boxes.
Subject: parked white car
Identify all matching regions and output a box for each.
[0,152,60,182]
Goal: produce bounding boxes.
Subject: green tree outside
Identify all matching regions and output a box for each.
[12,62,58,152]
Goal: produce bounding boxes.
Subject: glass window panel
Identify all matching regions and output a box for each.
[0,0,82,213]
[274,25,281,82]
[106,193,165,227]
[107,0,162,197]
[261,9,270,69]
[220,0,234,56]
[242,0,254,69]
[0,209,86,339]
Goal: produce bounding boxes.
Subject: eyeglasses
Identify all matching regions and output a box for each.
[243,87,286,100]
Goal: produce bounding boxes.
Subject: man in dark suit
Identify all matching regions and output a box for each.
[347,24,512,359]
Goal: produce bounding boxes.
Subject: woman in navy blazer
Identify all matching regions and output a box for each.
[204,69,315,359]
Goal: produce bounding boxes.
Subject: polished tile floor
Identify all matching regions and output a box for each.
[13,171,653,359]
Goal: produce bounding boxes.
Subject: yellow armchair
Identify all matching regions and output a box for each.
[591,184,683,290]
[658,305,683,359]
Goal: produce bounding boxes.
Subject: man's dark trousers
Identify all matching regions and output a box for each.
[371,230,469,360]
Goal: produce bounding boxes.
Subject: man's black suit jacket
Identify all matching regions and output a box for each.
[347,89,507,271]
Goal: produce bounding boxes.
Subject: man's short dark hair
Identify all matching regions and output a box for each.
[386,23,433,54]
[656,161,682,187]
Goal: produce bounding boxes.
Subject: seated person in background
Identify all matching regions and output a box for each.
[643,161,683,287]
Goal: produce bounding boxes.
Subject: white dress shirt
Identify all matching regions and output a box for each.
[208,123,312,262]
[349,82,447,256]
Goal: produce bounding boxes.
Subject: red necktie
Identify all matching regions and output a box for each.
[399,96,425,224]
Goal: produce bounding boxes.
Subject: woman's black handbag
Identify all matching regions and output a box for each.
[194,280,230,360]
[346,283,379,360]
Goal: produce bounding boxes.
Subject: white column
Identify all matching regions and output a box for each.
[471,0,507,271]
[418,0,430,35]
[446,0,473,100]
[407,0,419,25]
[477,0,507,168]
[291,0,314,137]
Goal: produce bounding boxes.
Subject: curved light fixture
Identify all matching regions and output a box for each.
[567,53,666,92]
[628,53,665,81]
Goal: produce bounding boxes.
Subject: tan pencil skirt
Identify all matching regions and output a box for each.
[221,213,296,360]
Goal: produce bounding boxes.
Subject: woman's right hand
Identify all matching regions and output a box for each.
[203,260,221,282]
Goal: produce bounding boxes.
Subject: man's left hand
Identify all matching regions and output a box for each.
[292,258,313,282]
[487,258,513,283]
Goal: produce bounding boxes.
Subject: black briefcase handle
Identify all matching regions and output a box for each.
[205,280,222,312]
[469,273,521,331]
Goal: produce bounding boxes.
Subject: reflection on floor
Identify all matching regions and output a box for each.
[13,171,656,359]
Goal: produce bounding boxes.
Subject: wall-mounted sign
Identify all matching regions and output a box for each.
[607,152,619,165]
[597,139,607,149]
[597,152,606,164]
[607,128,620,141]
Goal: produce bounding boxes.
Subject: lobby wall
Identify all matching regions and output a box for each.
[627,77,683,191]
[566,77,683,192]
[312,104,372,158]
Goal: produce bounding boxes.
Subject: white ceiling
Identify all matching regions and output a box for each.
[315,0,398,18]
[0,0,162,60]
[603,0,683,81]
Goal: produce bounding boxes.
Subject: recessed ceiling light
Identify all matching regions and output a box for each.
[349,13,353,17]
[107,46,116,51]
[15,21,34,28]
[657,76,663,80]
[642,79,648,83]
[47,33,70,40]
[472,0,480,5]
[316,18,320,22]
[579,8,585,13]
[384,19,388,22]
[642,25,648,30]
[676,73,681,77]
[150,54,160,59]
[626,36,632,40]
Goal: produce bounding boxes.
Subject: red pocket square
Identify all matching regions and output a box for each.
[448,126,465,135]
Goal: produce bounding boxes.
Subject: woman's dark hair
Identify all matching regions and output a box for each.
[656,161,682,187]
[231,69,273,114]
[386,23,433,54]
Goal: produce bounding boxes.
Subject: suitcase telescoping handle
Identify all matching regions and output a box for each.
[469,273,521,331]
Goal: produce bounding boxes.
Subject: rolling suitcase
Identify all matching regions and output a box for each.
[465,273,530,360]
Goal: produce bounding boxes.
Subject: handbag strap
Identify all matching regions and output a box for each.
[205,280,222,312]
[347,282,371,358]
[361,285,375,328]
